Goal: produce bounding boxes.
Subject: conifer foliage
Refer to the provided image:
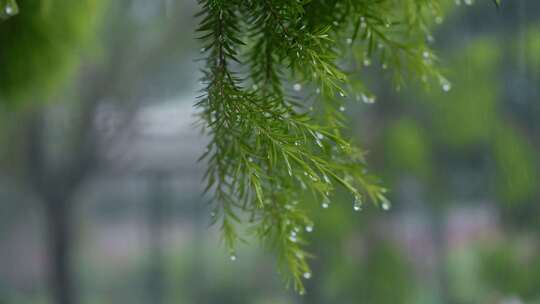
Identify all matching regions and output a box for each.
[195,0,468,293]
[0,0,500,294]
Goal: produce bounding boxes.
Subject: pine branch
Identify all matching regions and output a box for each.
[195,0,494,294]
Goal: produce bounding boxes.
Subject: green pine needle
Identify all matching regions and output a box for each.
[195,0,481,293]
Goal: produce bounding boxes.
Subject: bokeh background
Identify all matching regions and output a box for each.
[1,1,539,303]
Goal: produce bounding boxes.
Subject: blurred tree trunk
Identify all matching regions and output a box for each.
[146,173,167,304]
[26,112,79,304]
[44,193,75,304]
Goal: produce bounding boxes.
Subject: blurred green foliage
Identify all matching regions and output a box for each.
[523,26,540,71]
[0,0,105,104]
[324,240,415,304]
[384,118,431,180]
[480,243,540,301]
[429,39,500,150]
[493,125,538,204]
[378,36,538,204]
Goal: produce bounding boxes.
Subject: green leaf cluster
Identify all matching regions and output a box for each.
[0,0,105,104]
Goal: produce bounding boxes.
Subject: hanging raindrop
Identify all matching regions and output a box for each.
[289,231,298,243]
[305,225,314,232]
[363,58,371,67]
[321,197,330,209]
[230,254,237,261]
[303,272,312,279]
[361,94,376,104]
[353,196,363,211]
[5,5,14,15]
[382,201,392,211]
[441,80,452,92]
[293,83,302,91]
[323,174,331,183]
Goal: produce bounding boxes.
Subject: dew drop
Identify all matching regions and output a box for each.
[423,51,430,59]
[323,174,331,183]
[382,201,392,211]
[252,84,259,90]
[361,94,376,104]
[346,38,353,45]
[315,88,321,94]
[315,132,324,140]
[303,272,312,279]
[363,58,371,67]
[321,197,330,209]
[230,254,237,261]
[5,5,14,15]
[339,91,345,97]
[293,83,302,91]
[305,225,314,232]
[441,81,452,92]
[353,196,363,211]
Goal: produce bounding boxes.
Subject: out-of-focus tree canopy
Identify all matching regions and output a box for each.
[0,0,104,105]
